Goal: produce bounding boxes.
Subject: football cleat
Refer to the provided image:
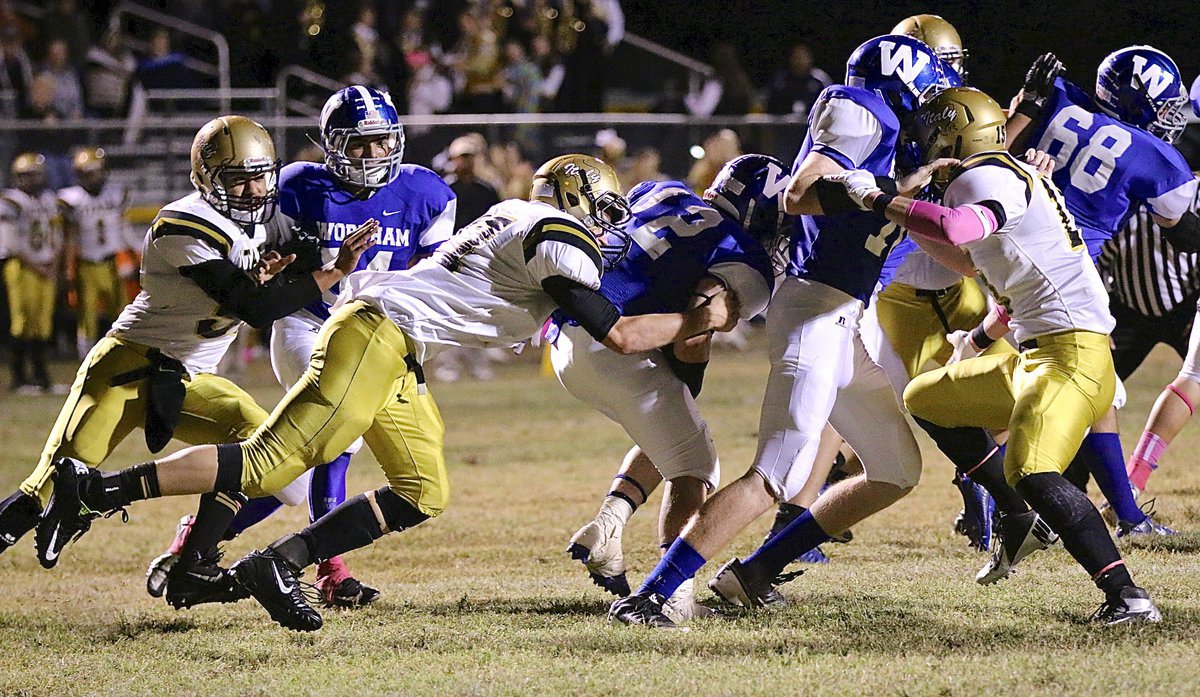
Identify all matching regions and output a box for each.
[231,549,323,632]
[707,558,795,609]
[0,491,42,555]
[797,546,830,564]
[566,513,630,597]
[976,510,1058,585]
[661,578,715,624]
[146,514,196,598]
[35,458,115,568]
[953,474,995,551]
[315,557,381,608]
[164,551,250,609]
[1090,586,1162,625]
[1117,515,1177,538]
[607,592,686,630]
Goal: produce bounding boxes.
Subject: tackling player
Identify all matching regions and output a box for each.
[60,147,134,358]
[1,153,64,394]
[609,35,953,628]
[147,86,456,609]
[0,116,374,604]
[33,155,739,632]
[557,154,782,620]
[865,87,1158,624]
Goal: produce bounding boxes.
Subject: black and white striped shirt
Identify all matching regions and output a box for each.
[1098,208,1200,317]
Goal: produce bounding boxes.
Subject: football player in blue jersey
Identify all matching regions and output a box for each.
[979,45,1200,537]
[609,35,962,627]
[146,86,457,609]
[555,155,783,621]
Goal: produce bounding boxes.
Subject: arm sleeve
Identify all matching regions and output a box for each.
[808,96,883,169]
[178,258,322,329]
[541,275,620,341]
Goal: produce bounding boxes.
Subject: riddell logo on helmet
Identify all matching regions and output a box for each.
[359,117,387,128]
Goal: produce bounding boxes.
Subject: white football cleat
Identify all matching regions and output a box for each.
[566,509,629,596]
[661,578,715,624]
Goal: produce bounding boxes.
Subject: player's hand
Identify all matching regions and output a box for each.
[825,169,881,211]
[334,218,379,275]
[1022,53,1063,108]
[253,250,297,284]
[898,158,960,197]
[696,287,741,334]
[946,329,981,365]
[1024,148,1056,177]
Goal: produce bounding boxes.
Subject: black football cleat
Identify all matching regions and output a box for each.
[0,491,42,555]
[165,551,250,610]
[319,576,381,609]
[35,458,110,568]
[608,592,686,630]
[1090,586,1162,625]
[231,549,323,632]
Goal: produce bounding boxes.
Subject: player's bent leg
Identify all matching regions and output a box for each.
[309,453,380,608]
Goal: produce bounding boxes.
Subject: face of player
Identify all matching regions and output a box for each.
[345,133,397,160]
[221,171,269,201]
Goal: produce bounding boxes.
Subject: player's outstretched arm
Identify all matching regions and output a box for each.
[1006,53,1064,152]
[784,151,847,216]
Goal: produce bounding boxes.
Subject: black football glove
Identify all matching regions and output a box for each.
[1021,53,1064,110]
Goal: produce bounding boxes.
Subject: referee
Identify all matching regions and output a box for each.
[1098,207,1200,380]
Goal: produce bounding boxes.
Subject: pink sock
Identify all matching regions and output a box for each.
[1128,432,1167,491]
[316,555,351,585]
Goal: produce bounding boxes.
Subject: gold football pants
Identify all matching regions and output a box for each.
[76,258,126,340]
[4,258,56,340]
[20,337,268,506]
[876,278,1014,380]
[239,301,449,517]
[903,330,1116,485]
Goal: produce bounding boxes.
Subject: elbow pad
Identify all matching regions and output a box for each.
[813,175,896,216]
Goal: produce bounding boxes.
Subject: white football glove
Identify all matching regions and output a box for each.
[828,169,882,211]
[946,329,981,365]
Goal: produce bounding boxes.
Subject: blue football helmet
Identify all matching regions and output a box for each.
[1096,46,1188,143]
[704,154,793,273]
[1191,75,1200,118]
[846,34,956,118]
[319,85,405,188]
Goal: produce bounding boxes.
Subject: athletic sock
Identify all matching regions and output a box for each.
[638,537,706,599]
[225,496,284,538]
[178,491,245,565]
[270,488,424,570]
[1077,432,1144,525]
[1016,472,1134,593]
[742,509,831,580]
[912,418,1028,515]
[309,453,352,521]
[1128,431,1167,492]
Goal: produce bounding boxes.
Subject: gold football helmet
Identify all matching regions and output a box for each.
[530,154,632,268]
[893,14,967,80]
[10,152,46,194]
[190,115,280,224]
[913,87,1006,186]
[72,146,108,193]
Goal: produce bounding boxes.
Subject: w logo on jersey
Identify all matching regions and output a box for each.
[879,40,931,84]
[1130,55,1174,98]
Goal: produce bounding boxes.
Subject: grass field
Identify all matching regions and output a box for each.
[2,335,1200,696]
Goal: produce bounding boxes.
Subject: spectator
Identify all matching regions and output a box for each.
[0,26,32,117]
[687,128,741,191]
[38,0,90,72]
[625,147,667,192]
[397,7,428,65]
[135,28,199,91]
[451,10,504,113]
[685,43,753,117]
[489,141,535,200]
[593,128,628,188]
[501,39,542,113]
[83,28,136,118]
[766,43,832,117]
[36,38,83,119]
[352,3,382,73]
[444,133,501,229]
[406,50,452,134]
[530,33,563,106]
[554,0,610,112]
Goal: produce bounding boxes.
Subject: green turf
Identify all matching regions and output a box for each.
[1,337,1197,696]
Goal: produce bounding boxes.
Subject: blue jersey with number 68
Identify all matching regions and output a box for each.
[789,85,904,302]
[1029,78,1196,259]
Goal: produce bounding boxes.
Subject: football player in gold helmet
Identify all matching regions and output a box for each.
[0,116,375,606]
[892,14,968,81]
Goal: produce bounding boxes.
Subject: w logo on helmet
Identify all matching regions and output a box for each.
[1130,55,1174,98]
[879,40,931,84]
[761,163,789,199]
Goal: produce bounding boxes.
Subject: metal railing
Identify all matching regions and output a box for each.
[620,32,714,79]
[107,1,231,112]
